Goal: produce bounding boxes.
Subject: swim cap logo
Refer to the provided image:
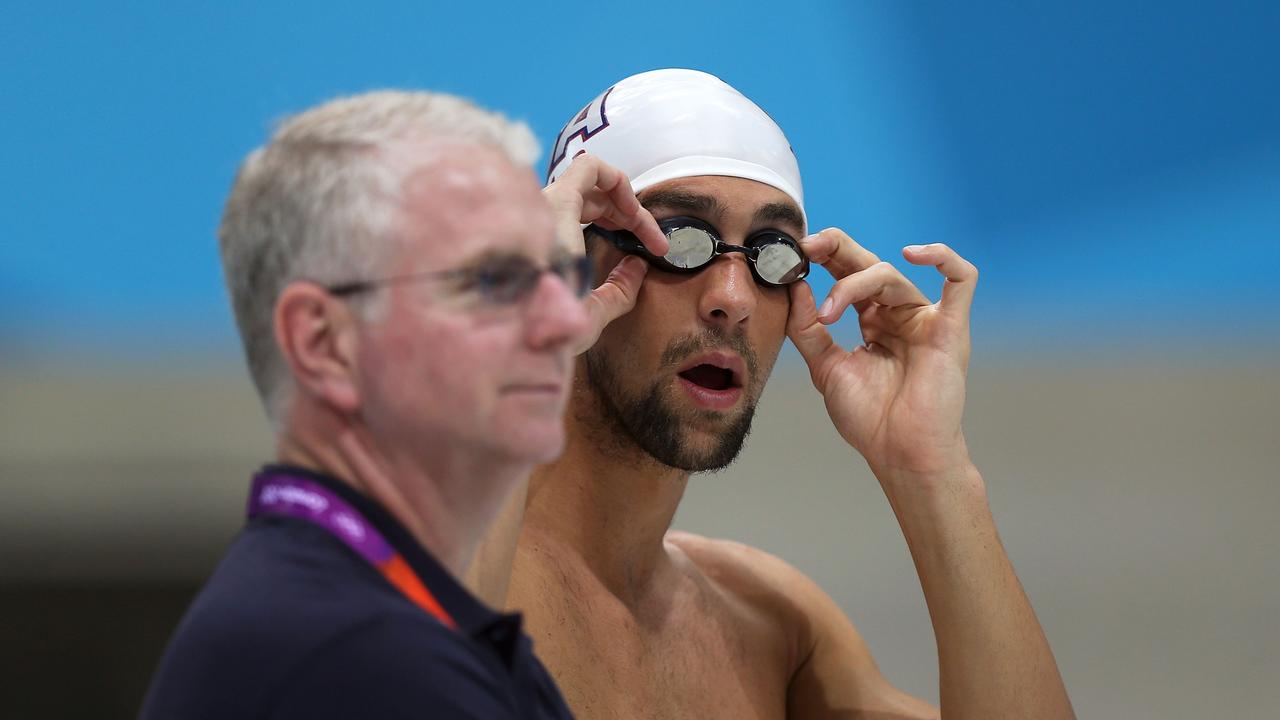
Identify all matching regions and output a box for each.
[546,86,614,181]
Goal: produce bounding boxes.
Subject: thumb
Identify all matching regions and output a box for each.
[787,281,839,389]
[573,256,647,355]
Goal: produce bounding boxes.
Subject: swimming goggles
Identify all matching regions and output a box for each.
[589,216,809,287]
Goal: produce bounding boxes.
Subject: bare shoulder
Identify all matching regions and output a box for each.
[664,529,839,675]
[665,530,827,613]
[666,529,868,628]
[665,530,939,719]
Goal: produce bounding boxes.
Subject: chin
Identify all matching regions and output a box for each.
[498,425,567,466]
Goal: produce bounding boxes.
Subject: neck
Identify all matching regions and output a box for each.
[522,385,691,604]
[277,403,528,580]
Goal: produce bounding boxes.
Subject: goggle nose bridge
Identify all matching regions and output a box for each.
[587,220,808,286]
[705,238,760,263]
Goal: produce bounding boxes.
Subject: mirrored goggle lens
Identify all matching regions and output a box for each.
[754,241,806,285]
[664,226,716,269]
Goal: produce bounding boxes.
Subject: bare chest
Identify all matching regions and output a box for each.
[524,578,791,720]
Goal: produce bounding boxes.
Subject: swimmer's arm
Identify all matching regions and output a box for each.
[878,464,1075,720]
[675,534,936,719]
[786,231,1073,717]
[771,556,939,719]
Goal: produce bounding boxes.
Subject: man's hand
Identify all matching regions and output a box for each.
[786,228,979,485]
[788,230,1075,719]
[542,153,668,354]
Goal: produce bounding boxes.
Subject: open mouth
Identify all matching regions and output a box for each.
[674,352,746,410]
[678,364,735,391]
[676,355,743,392]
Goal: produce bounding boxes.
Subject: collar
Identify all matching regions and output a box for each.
[256,464,524,663]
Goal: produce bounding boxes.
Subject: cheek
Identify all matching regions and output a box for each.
[591,312,644,380]
[759,289,790,333]
[750,290,790,373]
[359,311,509,418]
[589,245,626,289]
[594,280,682,370]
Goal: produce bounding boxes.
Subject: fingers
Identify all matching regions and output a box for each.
[902,243,979,316]
[572,256,648,355]
[547,154,669,256]
[552,210,589,261]
[616,207,668,257]
[856,304,910,356]
[798,227,880,279]
[817,261,930,324]
[544,174,590,257]
[592,163,668,255]
[786,281,840,386]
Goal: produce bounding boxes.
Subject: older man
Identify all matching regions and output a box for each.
[140,91,665,719]
[501,69,1074,718]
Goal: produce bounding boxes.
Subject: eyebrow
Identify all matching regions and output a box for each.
[639,188,806,237]
[457,247,556,270]
[639,188,726,219]
[753,201,806,237]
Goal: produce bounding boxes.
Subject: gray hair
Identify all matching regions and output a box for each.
[218,90,540,424]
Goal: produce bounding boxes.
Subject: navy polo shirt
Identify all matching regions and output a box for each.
[140,465,573,719]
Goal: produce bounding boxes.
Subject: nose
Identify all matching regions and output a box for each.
[523,269,590,351]
[697,254,757,327]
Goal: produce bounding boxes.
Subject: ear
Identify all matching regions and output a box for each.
[273,282,362,415]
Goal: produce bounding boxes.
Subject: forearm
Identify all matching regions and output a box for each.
[880,464,1074,720]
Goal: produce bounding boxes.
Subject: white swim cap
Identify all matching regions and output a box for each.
[545,69,805,225]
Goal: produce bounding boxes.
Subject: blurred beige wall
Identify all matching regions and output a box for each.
[2,350,1277,718]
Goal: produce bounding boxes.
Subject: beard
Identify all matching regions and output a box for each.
[583,329,762,472]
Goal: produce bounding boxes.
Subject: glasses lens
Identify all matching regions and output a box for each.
[473,258,542,304]
[663,226,716,269]
[555,255,593,298]
[754,242,806,285]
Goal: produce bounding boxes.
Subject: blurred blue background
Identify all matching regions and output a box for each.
[3,3,1279,718]
[4,0,1276,360]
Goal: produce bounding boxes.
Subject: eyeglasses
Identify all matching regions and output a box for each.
[588,216,809,287]
[325,254,593,307]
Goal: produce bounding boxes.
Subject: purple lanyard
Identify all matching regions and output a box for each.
[247,470,457,629]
